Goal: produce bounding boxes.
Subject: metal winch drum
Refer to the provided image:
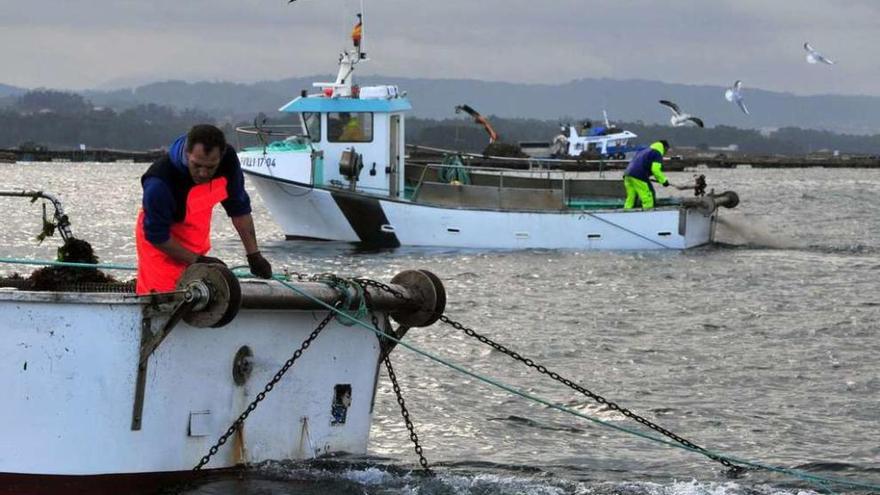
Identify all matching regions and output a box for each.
[175,264,446,329]
[681,190,740,213]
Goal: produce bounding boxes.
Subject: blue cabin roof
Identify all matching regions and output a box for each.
[280,96,412,113]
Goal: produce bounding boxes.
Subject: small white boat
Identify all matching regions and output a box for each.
[237,13,738,250]
[520,112,641,160]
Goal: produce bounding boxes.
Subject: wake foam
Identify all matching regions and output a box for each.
[208,459,827,495]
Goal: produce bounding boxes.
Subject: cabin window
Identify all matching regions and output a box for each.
[301,112,321,141]
[328,112,373,143]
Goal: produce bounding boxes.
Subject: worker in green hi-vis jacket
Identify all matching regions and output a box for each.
[622,140,687,209]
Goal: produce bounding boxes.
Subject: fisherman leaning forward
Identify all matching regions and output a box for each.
[135,124,273,294]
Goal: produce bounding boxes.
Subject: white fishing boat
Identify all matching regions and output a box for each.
[520,111,641,160]
[237,13,739,250]
[0,192,445,494]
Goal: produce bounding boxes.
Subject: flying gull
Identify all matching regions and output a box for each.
[659,100,704,128]
[804,42,835,65]
[724,80,749,115]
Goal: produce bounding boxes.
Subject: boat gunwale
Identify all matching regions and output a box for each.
[242,168,692,216]
[0,288,140,304]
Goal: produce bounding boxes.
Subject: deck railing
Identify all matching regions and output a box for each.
[234,124,306,150]
[407,162,626,210]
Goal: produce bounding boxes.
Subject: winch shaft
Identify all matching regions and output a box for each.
[238,280,416,311]
[175,266,446,329]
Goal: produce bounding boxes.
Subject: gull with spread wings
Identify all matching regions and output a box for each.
[659,100,704,128]
[804,42,835,65]
[724,80,750,115]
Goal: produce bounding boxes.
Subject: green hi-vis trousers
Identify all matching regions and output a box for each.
[623,176,656,209]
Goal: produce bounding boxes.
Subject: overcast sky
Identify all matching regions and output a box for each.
[1,0,877,96]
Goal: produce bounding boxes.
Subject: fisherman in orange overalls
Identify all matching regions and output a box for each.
[135,124,273,294]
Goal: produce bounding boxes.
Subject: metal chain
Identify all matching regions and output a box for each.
[437,314,745,473]
[356,280,433,475]
[193,305,339,471]
[383,353,433,475]
[355,277,408,301]
[351,278,742,471]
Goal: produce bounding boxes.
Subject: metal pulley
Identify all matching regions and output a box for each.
[176,263,242,328]
[388,269,446,328]
[682,190,740,214]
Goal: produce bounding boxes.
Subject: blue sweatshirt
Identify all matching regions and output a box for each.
[141,135,251,244]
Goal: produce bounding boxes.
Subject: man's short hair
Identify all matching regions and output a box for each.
[659,140,670,153]
[186,124,227,154]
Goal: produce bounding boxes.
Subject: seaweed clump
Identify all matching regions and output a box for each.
[482,141,528,158]
[27,238,121,291]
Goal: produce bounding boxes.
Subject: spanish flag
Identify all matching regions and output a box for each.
[352,14,363,47]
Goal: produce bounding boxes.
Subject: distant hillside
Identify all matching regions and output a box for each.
[72,77,880,135]
[0,83,26,108]
[0,83,25,98]
[1,88,877,153]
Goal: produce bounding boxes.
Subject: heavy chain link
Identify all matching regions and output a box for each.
[383,354,433,475]
[356,280,433,475]
[193,305,339,471]
[437,314,745,473]
[354,277,408,301]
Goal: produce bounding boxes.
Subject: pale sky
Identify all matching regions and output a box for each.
[1,0,877,96]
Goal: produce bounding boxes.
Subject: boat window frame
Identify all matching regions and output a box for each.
[300,112,322,142]
[327,112,374,143]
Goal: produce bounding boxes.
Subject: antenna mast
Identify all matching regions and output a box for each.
[359,0,366,58]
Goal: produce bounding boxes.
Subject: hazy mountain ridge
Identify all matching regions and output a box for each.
[1,88,878,154]
[4,77,880,134]
[0,84,25,98]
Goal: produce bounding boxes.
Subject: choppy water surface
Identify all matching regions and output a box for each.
[1,163,878,494]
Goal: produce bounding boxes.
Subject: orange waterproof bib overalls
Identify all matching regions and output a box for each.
[135,177,228,294]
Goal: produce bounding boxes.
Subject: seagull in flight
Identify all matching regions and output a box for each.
[724,80,749,115]
[804,42,835,65]
[659,100,704,128]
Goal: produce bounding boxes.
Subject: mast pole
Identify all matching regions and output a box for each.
[359,0,366,58]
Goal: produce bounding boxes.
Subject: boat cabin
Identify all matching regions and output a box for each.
[238,84,410,200]
[277,90,410,198]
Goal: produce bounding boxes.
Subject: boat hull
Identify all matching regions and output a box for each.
[1,288,384,486]
[0,469,234,495]
[247,172,716,250]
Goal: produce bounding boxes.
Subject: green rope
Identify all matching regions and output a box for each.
[317,274,368,326]
[0,257,877,492]
[0,257,136,271]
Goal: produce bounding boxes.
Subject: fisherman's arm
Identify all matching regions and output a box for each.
[222,159,272,278]
[650,164,693,191]
[231,214,259,255]
[651,161,671,187]
[231,214,273,278]
[153,238,199,265]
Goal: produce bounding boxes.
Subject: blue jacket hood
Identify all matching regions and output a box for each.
[168,135,188,172]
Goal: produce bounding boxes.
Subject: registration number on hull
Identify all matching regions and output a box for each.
[241,156,277,169]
